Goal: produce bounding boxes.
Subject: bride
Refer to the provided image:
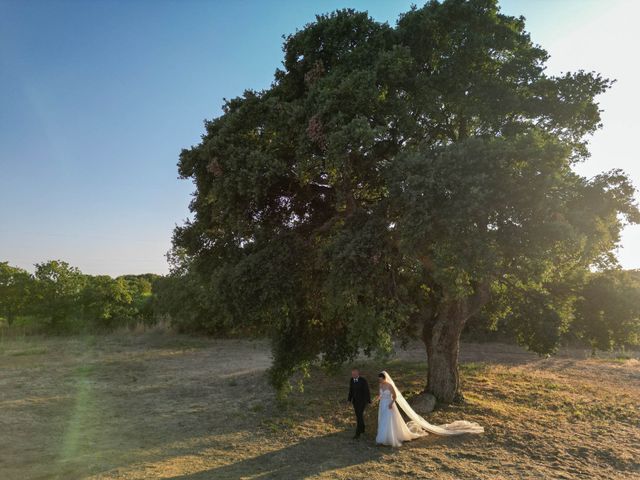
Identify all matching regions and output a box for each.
[375,371,484,447]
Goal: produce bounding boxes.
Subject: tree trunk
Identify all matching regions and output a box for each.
[421,283,491,404]
[422,299,467,403]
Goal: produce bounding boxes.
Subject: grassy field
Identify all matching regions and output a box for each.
[1,331,638,479]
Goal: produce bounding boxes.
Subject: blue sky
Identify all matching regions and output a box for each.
[1,0,638,276]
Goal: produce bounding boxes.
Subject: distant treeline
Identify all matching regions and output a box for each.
[1,260,639,354]
[158,260,640,354]
[464,268,640,354]
[0,260,169,333]
[0,259,226,335]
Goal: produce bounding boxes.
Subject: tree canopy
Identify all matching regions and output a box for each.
[173,0,639,401]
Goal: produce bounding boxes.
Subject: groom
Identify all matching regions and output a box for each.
[347,367,371,439]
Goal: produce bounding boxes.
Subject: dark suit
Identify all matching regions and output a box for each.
[348,376,371,436]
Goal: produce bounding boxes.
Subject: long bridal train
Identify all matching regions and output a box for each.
[375,370,483,447]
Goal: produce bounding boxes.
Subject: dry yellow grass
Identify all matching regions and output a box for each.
[0,332,638,479]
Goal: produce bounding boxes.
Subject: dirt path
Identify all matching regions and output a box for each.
[1,333,638,479]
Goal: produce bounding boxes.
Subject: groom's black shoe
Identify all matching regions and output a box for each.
[352,433,360,440]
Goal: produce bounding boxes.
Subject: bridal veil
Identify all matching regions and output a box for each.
[381,370,484,436]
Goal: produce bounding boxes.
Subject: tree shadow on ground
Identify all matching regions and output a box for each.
[166,430,386,480]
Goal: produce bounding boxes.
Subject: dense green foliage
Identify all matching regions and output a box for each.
[464,269,640,353]
[2,258,638,354]
[172,0,639,399]
[0,262,32,326]
[0,260,158,333]
[152,254,216,335]
[572,269,640,353]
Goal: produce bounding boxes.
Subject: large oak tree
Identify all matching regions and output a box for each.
[174,0,639,402]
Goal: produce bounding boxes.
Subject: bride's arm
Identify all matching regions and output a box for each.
[373,388,381,404]
[389,388,397,409]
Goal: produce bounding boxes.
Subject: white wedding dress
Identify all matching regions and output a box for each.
[375,370,484,447]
